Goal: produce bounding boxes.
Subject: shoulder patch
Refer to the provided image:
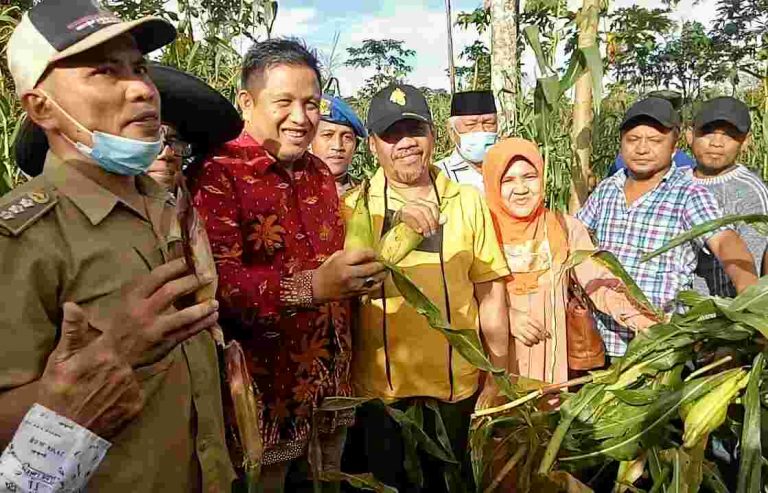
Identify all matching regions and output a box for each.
[0,189,59,237]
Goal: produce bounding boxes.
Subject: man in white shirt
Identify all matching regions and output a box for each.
[436,90,498,193]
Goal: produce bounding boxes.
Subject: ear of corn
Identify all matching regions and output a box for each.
[377,222,424,264]
[224,341,263,492]
[344,180,375,251]
[681,369,749,449]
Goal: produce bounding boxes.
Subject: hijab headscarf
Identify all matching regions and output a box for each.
[483,138,568,295]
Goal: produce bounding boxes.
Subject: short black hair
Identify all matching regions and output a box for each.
[241,38,322,91]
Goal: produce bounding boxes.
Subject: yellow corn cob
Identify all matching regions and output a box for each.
[682,369,749,448]
[344,180,374,251]
[377,221,424,264]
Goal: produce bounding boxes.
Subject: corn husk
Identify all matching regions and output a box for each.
[377,221,423,264]
[343,180,374,251]
[224,341,263,491]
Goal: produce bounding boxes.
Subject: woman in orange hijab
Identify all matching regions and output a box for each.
[483,138,657,384]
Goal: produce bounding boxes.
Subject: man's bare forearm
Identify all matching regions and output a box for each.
[0,382,39,448]
[475,280,509,370]
[708,230,758,293]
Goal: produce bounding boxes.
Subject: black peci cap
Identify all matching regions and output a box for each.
[450,90,497,116]
[367,84,433,135]
[621,97,681,132]
[694,96,751,134]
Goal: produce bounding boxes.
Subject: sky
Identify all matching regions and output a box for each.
[268,0,720,97]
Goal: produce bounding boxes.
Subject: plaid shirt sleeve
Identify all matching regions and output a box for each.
[683,185,729,246]
[575,184,601,231]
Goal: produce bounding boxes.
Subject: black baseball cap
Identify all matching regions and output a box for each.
[7,0,176,96]
[367,84,433,135]
[694,96,751,134]
[621,97,681,132]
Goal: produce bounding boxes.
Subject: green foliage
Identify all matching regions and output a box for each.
[454,8,491,92]
[345,39,415,100]
[0,4,23,194]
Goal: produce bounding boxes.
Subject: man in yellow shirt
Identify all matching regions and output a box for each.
[342,84,510,491]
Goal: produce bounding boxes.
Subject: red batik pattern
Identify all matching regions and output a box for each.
[192,131,351,463]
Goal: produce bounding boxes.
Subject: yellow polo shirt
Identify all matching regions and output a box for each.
[343,167,509,403]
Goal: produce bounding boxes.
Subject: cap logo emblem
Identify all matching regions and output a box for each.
[390,88,407,106]
[319,98,331,116]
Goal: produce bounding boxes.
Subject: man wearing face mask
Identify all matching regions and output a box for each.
[0,1,235,491]
[436,90,498,194]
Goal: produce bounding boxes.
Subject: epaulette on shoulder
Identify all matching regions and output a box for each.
[0,180,58,237]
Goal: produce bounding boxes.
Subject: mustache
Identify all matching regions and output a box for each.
[393,148,423,159]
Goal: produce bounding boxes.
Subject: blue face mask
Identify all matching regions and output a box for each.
[43,91,162,176]
[456,130,497,164]
[73,132,163,176]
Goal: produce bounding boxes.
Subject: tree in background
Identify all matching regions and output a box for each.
[455,7,491,91]
[607,6,675,94]
[344,39,415,100]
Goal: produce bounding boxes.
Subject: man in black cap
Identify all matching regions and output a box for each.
[688,96,768,296]
[577,97,757,358]
[436,90,498,193]
[342,84,510,491]
[607,90,696,177]
[0,1,235,491]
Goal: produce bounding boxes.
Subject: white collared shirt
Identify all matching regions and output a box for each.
[435,150,485,195]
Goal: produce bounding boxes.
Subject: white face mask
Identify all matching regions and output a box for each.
[452,121,497,164]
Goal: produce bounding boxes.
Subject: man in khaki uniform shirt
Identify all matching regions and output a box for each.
[0,0,234,491]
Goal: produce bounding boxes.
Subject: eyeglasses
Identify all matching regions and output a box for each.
[161,128,192,158]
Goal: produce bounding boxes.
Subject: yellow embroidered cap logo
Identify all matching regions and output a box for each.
[319,98,331,116]
[389,88,407,106]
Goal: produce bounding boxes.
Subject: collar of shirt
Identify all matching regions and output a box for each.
[221,130,320,177]
[444,149,470,172]
[42,152,171,226]
[612,165,677,192]
[368,165,461,207]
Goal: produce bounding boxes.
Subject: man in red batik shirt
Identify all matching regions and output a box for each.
[193,39,386,490]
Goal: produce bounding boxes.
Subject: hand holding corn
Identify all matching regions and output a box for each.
[312,249,387,303]
[397,199,446,238]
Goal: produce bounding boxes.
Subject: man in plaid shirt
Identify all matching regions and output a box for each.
[577,98,757,357]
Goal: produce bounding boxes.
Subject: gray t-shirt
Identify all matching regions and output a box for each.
[692,165,768,296]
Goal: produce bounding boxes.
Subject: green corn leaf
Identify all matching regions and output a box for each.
[558,50,584,95]
[647,447,668,493]
[401,424,424,488]
[641,214,768,262]
[425,400,456,461]
[318,472,398,493]
[318,396,375,412]
[523,25,553,76]
[728,275,768,314]
[561,372,734,462]
[560,250,661,319]
[539,75,562,109]
[469,419,495,487]
[382,260,515,398]
[386,406,459,464]
[701,460,729,493]
[406,401,424,428]
[736,353,764,493]
[579,45,603,116]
